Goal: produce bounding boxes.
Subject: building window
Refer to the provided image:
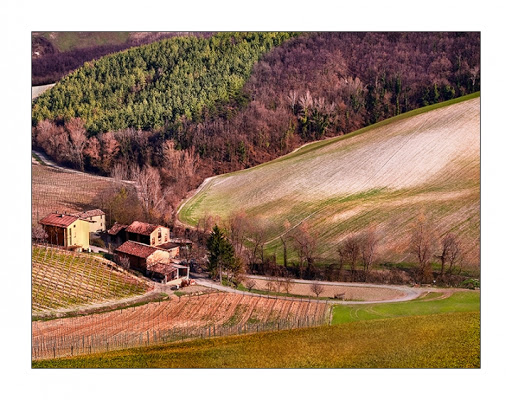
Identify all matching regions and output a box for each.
[152,237,155,245]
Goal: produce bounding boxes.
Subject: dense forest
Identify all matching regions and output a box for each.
[32,32,480,227]
[31,32,209,86]
[32,32,295,133]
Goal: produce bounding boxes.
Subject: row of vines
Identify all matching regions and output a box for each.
[32,245,149,313]
[32,292,329,359]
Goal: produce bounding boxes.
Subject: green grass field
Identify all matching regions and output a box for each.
[32,311,479,368]
[178,95,480,266]
[39,32,131,52]
[332,291,480,324]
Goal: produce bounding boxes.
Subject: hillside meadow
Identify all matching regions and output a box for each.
[179,94,480,267]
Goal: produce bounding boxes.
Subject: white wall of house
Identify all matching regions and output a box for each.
[87,215,106,233]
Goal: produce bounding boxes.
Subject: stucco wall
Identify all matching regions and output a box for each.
[150,226,170,246]
[66,220,90,249]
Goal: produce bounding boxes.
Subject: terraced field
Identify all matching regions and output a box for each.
[32,246,149,314]
[32,292,328,359]
[179,95,480,266]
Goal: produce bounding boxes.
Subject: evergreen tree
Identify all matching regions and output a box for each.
[206,225,239,284]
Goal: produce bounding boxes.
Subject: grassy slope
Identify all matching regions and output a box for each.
[33,291,480,368]
[32,311,480,368]
[179,94,480,266]
[332,291,480,324]
[38,32,132,52]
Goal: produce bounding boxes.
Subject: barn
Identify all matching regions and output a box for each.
[114,240,189,283]
[114,240,170,273]
[39,212,90,251]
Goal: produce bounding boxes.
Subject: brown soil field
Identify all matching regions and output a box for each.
[32,163,113,225]
[180,97,480,267]
[250,278,407,301]
[32,292,328,359]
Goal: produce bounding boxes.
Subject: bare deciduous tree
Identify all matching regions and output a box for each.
[162,140,199,179]
[66,117,87,171]
[291,222,316,279]
[228,210,249,259]
[32,225,48,243]
[110,162,131,182]
[131,165,163,219]
[282,273,293,294]
[439,233,462,277]
[245,218,267,270]
[360,226,378,281]
[340,234,361,280]
[245,279,256,292]
[409,214,436,283]
[310,281,325,298]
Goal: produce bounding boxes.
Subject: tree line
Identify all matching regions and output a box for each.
[204,211,470,288]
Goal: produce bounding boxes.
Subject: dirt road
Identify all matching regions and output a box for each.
[192,275,424,305]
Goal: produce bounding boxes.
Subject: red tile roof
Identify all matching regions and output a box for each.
[147,263,177,275]
[125,221,160,236]
[115,241,159,259]
[156,242,180,250]
[39,213,80,228]
[108,222,128,235]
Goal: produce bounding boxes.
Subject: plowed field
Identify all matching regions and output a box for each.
[32,163,113,226]
[179,96,480,266]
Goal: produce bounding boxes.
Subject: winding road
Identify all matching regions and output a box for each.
[191,274,424,305]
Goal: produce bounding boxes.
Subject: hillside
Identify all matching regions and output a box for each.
[33,311,480,368]
[31,33,479,223]
[32,32,295,133]
[32,246,150,315]
[179,95,480,267]
[31,32,200,85]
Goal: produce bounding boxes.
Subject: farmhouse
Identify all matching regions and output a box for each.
[71,209,106,233]
[115,240,170,273]
[39,212,90,250]
[114,240,190,283]
[125,221,170,246]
